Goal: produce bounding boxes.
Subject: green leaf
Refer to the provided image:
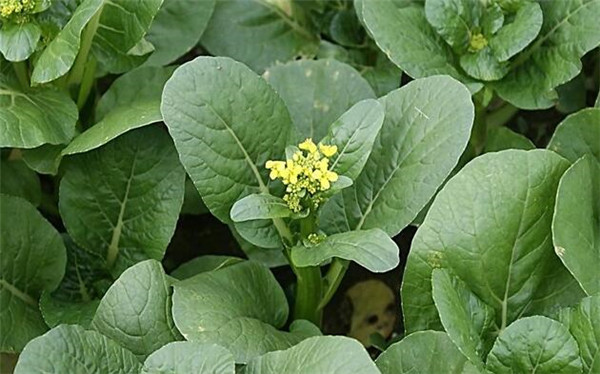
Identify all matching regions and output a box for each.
[431,268,495,370]
[230,225,287,267]
[291,229,399,273]
[31,0,104,84]
[92,260,180,360]
[59,126,185,277]
[14,325,141,373]
[320,75,474,237]
[243,336,379,374]
[141,342,235,374]
[320,99,385,181]
[547,108,600,164]
[424,0,479,50]
[39,294,100,329]
[201,0,319,72]
[362,2,482,92]
[402,150,581,334]
[144,0,215,67]
[172,261,307,363]
[171,255,244,280]
[553,155,600,296]
[0,159,41,206]
[22,144,64,175]
[489,2,543,62]
[0,22,40,61]
[264,59,375,141]
[492,0,600,109]
[0,195,66,353]
[486,316,582,374]
[161,56,293,223]
[459,47,508,81]
[561,296,600,373]
[0,77,78,149]
[376,331,478,374]
[91,0,164,74]
[231,194,293,222]
[361,51,402,97]
[484,126,534,152]
[233,219,282,249]
[329,9,365,47]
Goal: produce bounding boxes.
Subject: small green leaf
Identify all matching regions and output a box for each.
[232,220,282,250]
[484,126,534,152]
[231,194,293,222]
[264,59,375,141]
[141,342,235,374]
[0,159,41,206]
[22,144,64,175]
[171,255,243,280]
[553,155,600,295]
[459,47,508,81]
[424,0,479,50]
[92,260,180,360]
[561,296,600,373]
[59,126,185,277]
[0,195,66,353]
[486,316,582,374]
[0,22,40,61]
[243,336,379,374]
[291,229,399,273]
[489,2,543,62]
[376,331,478,374]
[321,99,385,181]
[230,225,287,267]
[547,108,600,164]
[31,0,104,84]
[14,325,141,373]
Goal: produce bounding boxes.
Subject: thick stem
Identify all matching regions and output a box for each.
[318,258,349,310]
[13,61,29,89]
[292,265,323,326]
[486,102,518,128]
[470,98,488,155]
[77,56,96,110]
[68,9,102,86]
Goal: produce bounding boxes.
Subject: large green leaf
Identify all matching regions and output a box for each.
[320,75,474,237]
[486,316,582,374]
[92,260,180,360]
[243,336,379,374]
[0,159,41,206]
[361,1,481,92]
[264,59,375,141]
[553,156,600,296]
[161,56,293,223]
[560,296,600,373]
[402,150,582,333]
[488,2,543,62]
[547,108,600,164]
[492,0,600,109]
[320,99,385,181]
[59,126,185,277]
[0,76,77,148]
[200,0,319,73]
[230,193,293,222]
[431,268,495,370]
[291,229,399,273]
[14,325,141,373]
[172,261,311,363]
[31,0,104,84]
[144,0,215,67]
[376,331,478,374]
[0,22,40,61]
[141,342,235,374]
[0,195,66,353]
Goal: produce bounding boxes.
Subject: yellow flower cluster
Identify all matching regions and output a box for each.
[266,138,339,212]
[0,0,35,18]
[469,33,488,52]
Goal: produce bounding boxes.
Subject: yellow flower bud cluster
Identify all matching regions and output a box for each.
[266,138,339,212]
[468,32,488,53]
[0,0,35,18]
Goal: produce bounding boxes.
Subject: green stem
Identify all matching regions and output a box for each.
[486,102,518,128]
[13,61,29,89]
[470,97,488,155]
[76,56,96,110]
[292,265,323,326]
[318,258,349,310]
[68,9,102,86]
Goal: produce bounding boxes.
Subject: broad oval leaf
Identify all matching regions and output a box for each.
[59,126,185,277]
[0,159,41,206]
[291,229,399,273]
[243,336,379,374]
[488,2,543,62]
[561,295,600,373]
[553,155,600,296]
[230,194,293,222]
[0,195,66,352]
[0,22,40,61]
[264,59,375,141]
[376,331,478,374]
[14,324,141,374]
[486,316,582,374]
[547,108,600,164]
[141,342,235,374]
[201,1,319,72]
[161,56,293,223]
[92,260,180,360]
[492,0,600,109]
[484,126,534,153]
[402,150,580,333]
[424,0,477,50]
[321,75,474,237]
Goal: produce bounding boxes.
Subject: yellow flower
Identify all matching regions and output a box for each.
[319,143,337,157]
[0,0,35,18]
[299,138,318,153]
